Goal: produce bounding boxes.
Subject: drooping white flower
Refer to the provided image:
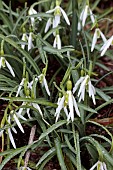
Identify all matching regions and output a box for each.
[28,7,42,26]
[91,28,107,52]
[45,5,70,32]
[28,7,37,26]
[55,90,80,122]
[0,57,15,77]
[78,5,95,30]
[38,74,50,96]
[73,75,96,105]
[21,33,28,49]
[90,160,107,170]
[28,32,34,51]
[100,35,113,56]
[53,34,61,49]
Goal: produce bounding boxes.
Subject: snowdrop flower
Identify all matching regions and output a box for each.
[0,57,15,77]
[73,75,96,105]
[55,80,80,122]
[78,5,95,31]
[28,32,34,51]
[21,33,28,49]
[38,74,50,96]
[45,5,70,32]
[28,7,37,26]
[53,34,61,49]
[28,6,41,26]
[100,35,113,56]
[91,28,107,52]
[90,160,107,170]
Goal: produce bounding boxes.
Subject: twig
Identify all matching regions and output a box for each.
[24,125,36,169]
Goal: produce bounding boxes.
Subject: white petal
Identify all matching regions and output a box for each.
[53,15,60,28]
[45,18,52,33]
[91,29,98,52]
[102,162,107,170]
[101,36,113,56]
[53,37,57,48]
[0,130,4,137]
[5,60,15,77]
[55,96,65,120]
[73,77,84,93]
[8,128,16,149]
[43,76,50,96]
[28,32,34,51]
[16,78,25,97]
[89,161,98,170]
[57,35,61,49]
[67,91,74,121]
[82,5,88,27]
[12,127,17,134]
[59,6,70,25]
[16,112,27,121]
[100,31,107,43]
[89,8,95,23]
[63,106,69,118]
[46,8,56,14]
[32,103,43,116]
[26,108,32,119]
[13,114,24,133]
[72,96,80,117]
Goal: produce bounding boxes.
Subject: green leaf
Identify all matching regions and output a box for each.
[96,88,111,102]
[36,147,56,167]
[55,137,67,170]
[0,146,26,170]
[39,120,67,140]
[78,103,97,113]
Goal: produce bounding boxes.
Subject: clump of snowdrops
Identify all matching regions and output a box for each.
[0,0,113,169]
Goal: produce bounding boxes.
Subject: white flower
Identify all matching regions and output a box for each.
[45,5,70,32]
[73,75,96,105]
[91,28,107,52]
[38,74,50,96]
[21,33,28,49]
[28,7,37,26]
[55,90,80,122]
[53,34,61,49]
[28,32,34,51]
[90,160,107,170]
[100,35,113,56]
[78,5,95,30]
[28,7,41,26]
[0,57,15,77]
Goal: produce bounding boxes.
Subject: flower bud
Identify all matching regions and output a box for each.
[67,80,72,91]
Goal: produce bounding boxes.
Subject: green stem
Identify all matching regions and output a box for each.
[71,0,78,48]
